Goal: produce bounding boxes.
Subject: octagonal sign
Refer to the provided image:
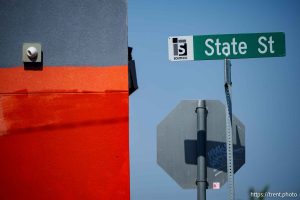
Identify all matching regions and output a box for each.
[157,100,245,189]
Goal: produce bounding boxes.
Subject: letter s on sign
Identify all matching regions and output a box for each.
[178,44,186,55]
[205,39,214,56]
[258,36,268,54]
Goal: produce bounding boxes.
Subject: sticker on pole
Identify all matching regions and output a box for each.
[213,182,220,190]
[168,36,194,61]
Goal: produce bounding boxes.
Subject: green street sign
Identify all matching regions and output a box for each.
[168,32,285,61]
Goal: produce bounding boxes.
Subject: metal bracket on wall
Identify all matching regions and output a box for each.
[22,43,43,70]
[128,47,138,95]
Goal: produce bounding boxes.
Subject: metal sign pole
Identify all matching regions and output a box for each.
[196,100,207,200]
[224,58,235,200]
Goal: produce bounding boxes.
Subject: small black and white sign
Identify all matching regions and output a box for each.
[168,36,194,61]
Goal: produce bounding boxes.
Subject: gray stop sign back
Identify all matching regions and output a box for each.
[157,100,245,189]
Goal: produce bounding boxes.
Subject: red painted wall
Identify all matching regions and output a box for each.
[0,66,129,199]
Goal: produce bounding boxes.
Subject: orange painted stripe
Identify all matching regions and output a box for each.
[0,66,128,94]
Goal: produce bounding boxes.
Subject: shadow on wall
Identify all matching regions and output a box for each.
[0,116,128,136]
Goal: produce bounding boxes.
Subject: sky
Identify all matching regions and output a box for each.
[128,1,300,199]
